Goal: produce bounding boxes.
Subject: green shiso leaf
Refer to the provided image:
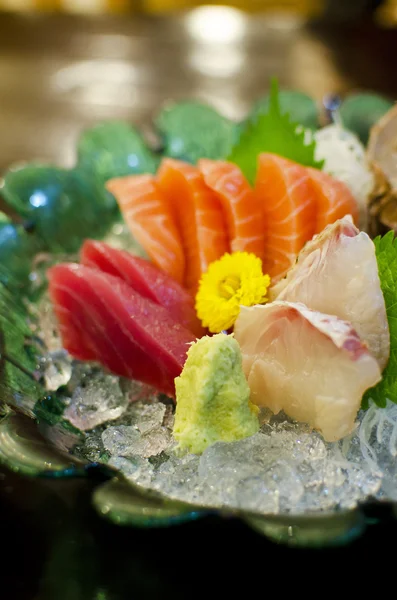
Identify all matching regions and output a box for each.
[363,231,397,409]
[251,90,319,131]
[156,101,241,164]
[228,79,323,184]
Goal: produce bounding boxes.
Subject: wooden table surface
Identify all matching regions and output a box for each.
[0,10,396,172]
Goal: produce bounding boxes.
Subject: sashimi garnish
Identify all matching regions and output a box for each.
[195,251,270,333]
[106,174,185,284]
[157,158,229,294]
[270,216,390,371]
[234,301,382,442]
[198,159,266,263]
[48,264,196,398]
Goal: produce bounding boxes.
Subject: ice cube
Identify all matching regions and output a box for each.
[128,402,167,434]
[108,455,154,486]
[152,453,201,503]
[32,293,63,352]
[40,350,73,391]
[236,475,280,513]
[64,371,128,431]
[102,425,141,457]
[102,423,173,459]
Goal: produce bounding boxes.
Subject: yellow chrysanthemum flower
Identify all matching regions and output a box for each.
[195,252,271,333]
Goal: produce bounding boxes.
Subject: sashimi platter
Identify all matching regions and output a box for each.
[1,82,397,545]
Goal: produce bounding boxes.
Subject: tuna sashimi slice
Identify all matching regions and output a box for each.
[80,240,205,338]
[48,264,196,398]
[270,216,390,371]
[234,301,382,442]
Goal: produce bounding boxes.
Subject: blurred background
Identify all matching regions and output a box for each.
[0,0,396,171]
[0,0,395,18]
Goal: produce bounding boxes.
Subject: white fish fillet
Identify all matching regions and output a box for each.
[234,301,382,442]
[270,216,390,371]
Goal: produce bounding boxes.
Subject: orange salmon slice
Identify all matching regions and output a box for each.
[306,167,359,234]
[157,158,230,294]
[199,158,266,263]
[255,153,316,281]
[106,174,185,284]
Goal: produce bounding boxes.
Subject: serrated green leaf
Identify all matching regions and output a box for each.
[156,101,241,164]
[363,231,397,408]
[228,79,323,184]
[251,90,319,131]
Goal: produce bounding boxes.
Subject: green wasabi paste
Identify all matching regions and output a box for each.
[174,334,259,454]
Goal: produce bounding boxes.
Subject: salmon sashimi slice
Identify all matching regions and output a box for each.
[48,264,196,398]
[306,167,359,234]
[106,174,185,284]
[81,240,205,338]
[254,153,317,281]
[198,159,266,263]
[156,158,230,294]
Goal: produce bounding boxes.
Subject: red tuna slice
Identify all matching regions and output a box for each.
[80,240,205,338]
[49,270,176,394]
[48,264,196,397]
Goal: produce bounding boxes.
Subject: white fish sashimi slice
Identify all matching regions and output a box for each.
[234,301,382,442]
[269,216,390,371]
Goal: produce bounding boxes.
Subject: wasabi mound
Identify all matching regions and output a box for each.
[174,334,259,454]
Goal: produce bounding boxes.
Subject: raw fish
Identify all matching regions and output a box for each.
[81,240,205,337]
[48,264,196,398]
[198,159,266,262]
[157,158,229,294]
[106,174,185,284]
[234,301,382,442]
[306,167,359,234]
[254,154,316,281]
[270,216,390,370]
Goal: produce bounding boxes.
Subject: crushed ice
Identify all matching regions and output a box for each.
[69,378,397,514]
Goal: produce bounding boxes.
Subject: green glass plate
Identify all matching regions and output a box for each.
[0,92,394,548]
